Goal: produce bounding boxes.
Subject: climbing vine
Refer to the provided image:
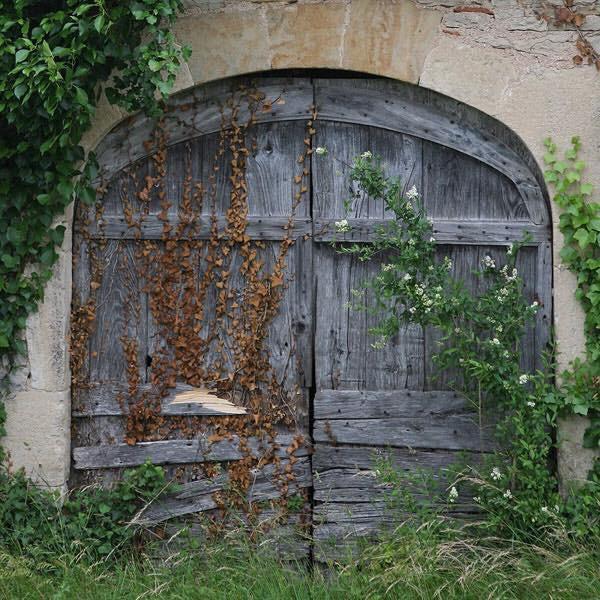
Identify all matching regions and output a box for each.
[71,87,315,532]
[0,0,189,458]
[325,150,599,537]
[544,137,600,461]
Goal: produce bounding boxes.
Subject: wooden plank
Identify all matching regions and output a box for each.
[312,444,484,473]
[138,458,311,523]
[422,140,481,220]
[88,215,312,240]
[535,242,553,371]
[93,78,315,185]
[313,468,473,505]
[314,79,548,226]
[314,389,472,420]
[312,121,422,220]
[246,121,311,218]
[88,240,147,384]
[73,382,248,417]
[313,219,550,244]
[72,432,311,470]
[479,162,529,220]
[313,416,496,452]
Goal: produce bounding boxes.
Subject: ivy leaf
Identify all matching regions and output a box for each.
[573,228,590,249]
[14,83,28,100]
[580,183,593,195]
[148,59,162,72]
[15,49,29,63]
[93,14,106,33]
[0,335,9,349]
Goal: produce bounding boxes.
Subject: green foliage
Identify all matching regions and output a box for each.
[0,0,189,457]
[0,461,169,562]
[543,137,600,452]
[325,150,599,538]
[1,530,599,599]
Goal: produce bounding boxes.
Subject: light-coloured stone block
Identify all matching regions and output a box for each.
[557,415,598,494]
[25,247,72,393]
[266,3,347,70]
[342,0,442,83]
[175,13,271,83]
[3,390,70,490]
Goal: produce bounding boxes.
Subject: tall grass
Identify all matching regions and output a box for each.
[1,524,598,599]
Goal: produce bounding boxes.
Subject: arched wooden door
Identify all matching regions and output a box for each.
[71,75,551,553]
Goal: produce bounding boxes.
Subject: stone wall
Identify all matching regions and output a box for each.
[4,0,599,490]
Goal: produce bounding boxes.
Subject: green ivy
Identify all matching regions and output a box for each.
[543,137,600,455]
[0,0,189,458]
[323,150,599,538]
[0,460,170,562]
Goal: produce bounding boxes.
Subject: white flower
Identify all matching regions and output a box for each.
[482,255,496,269]
[335,219,351,233]
[473,496,481,503]
[343,301,353,309]
[490,338,500,346]
[503,489,513,500]
[444,258,453,270]
[409,307,417,314]
[428,265,434,271]
[448,486,458,503]
[527,401,536,408]
[429,237,436,243]
[315,146,328,156]
[541,506,549,514]
[496,325,503,333]
[530,301,539,310]
[519,374,529,385]
[503,350,510,359]
[491,467,502,481]
[361,150,373,159]
[415,285,424,296]
[403,273,412,281]
[382,263,394,272]
[455,327,461,333]
[408,238,415,246]
[507,243,514,255]
[406,185,419,200]
[371,337,386,350]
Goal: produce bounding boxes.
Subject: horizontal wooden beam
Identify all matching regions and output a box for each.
[314,389,471,420]
[313,219,550,245]
[72,431,310,470]
[84,216,312,241]
[138,458,311,524]
[313,416,496,452]
[73,382,248,417]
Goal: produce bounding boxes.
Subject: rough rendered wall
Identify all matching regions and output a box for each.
[3,0,599,490]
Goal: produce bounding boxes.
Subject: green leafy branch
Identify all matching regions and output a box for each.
[0,0,189,456]
[544,137,600,450]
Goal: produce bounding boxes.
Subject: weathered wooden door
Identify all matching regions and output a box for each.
[71,75,551,554]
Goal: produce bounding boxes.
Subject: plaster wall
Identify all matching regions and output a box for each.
[3,0,598,490]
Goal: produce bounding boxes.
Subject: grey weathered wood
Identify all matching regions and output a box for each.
[423,140,481,220]
[72,431,311,470]
[72,382,248,417]
[535,242,552,371]
[93,78,314,185]
[314,79,548,225]
[88,215,312,240]
[314,389,472,420]
[313,416,496,452]
[139,458,311,523]
[88,240,147,384]
[313,219,549,244]
[312,444,483,473]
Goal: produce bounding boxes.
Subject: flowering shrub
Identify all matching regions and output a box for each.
[321,150,599,538]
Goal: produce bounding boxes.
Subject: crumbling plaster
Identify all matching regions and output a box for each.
[4,0,598,490]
